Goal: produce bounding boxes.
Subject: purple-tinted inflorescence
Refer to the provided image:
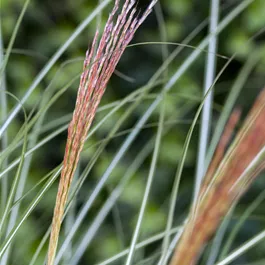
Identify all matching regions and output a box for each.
[47,1,157,265]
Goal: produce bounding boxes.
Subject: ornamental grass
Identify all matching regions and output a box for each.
[170,87,265,265]
[47,1,157,264]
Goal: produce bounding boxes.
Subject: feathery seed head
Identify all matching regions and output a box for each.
[47,1,157,265]
[170,87,265,265]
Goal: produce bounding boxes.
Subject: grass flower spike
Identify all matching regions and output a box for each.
[170,87,265,265]
[47,1,157,264]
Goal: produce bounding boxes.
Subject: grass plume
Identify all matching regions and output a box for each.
[47,1,157,264]
[170,87,265,265]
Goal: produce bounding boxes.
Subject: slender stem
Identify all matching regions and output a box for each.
[194,0,220,200]
[125,92,165,265]
[154,1,169,79]
[215,229,265,265]
[0,5,8,215]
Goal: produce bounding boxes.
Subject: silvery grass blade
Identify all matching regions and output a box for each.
[194,0,219,200]
[0,92,28,237]
[170,87,265,265]
[47,1,158,265]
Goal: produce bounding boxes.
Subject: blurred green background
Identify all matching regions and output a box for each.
[1,0,265,264]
